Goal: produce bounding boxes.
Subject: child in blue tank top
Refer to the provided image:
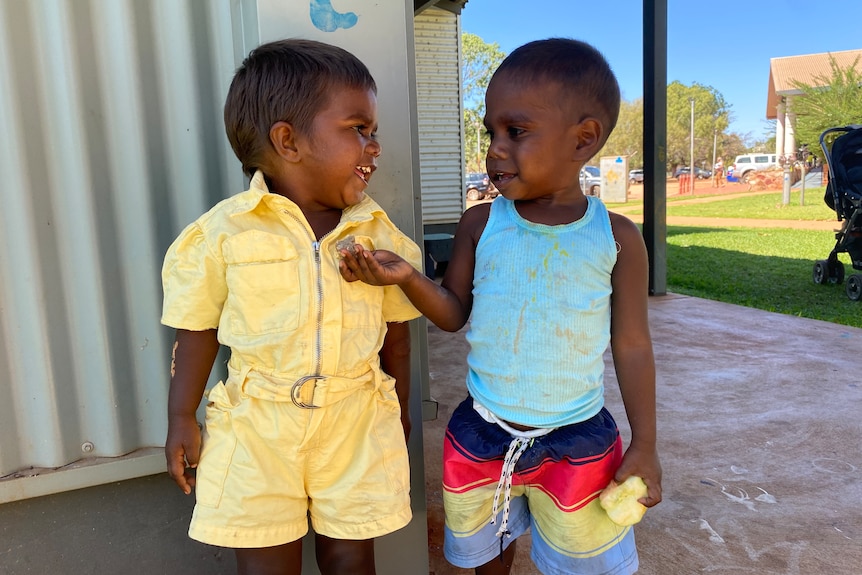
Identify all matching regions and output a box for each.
[340,38,662,575]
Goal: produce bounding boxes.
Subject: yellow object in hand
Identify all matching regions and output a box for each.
[599,476,648,526]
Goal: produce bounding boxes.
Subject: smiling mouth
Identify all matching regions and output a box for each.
[355,165,372,185]
[492,171,515,185]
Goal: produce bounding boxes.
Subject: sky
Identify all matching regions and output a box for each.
[460,0,862,141]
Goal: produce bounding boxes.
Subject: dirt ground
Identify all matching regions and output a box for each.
[422,182,861,574]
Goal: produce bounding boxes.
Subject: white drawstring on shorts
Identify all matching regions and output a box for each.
[473,400,554,539]
[490,436,532,538]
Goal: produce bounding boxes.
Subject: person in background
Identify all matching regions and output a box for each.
[713,157,725,187]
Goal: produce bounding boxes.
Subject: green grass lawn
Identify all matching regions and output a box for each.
[610,188,837,221]
[664,226,860,328]
[620,187,861,328]
[665,191,836,221]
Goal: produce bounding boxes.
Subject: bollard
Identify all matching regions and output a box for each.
[782,164,791,205]
[679,173,690,194]
[800,162,806,206]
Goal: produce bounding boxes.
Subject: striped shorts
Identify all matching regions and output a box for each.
[442,396,638,574]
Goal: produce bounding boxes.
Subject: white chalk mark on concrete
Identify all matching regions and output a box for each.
[754,487,777,504]
[698,519,725,544]
[811,458,857,474]
[705,477,758,511]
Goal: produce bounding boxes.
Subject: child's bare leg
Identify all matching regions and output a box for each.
[315,534,376,575]
[475,540,516,575]
[235,540,302,575]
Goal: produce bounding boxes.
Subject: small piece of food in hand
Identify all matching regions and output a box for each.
[599,475,648,526]
[336,235,358,257]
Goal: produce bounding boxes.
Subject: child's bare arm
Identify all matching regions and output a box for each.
[608,213,663,508]
[166,328,220,495]
[379,321,412,440]
[339,204,489,332]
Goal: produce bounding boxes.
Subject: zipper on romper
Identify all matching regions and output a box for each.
[311,240,323,376]
[283,210,333,378]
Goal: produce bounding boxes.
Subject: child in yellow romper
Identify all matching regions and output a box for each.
[161,39,422,575]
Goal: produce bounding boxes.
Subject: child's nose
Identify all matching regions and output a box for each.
[368,139,381,157]
[487,139,504,159]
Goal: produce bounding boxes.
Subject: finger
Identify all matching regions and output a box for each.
[166,450,192,494]
[359,249,389,280]
[184,468,197,491]
[184,442,200,468]
[640,482,662,507]
[338,260,359,282]
[342,250,374,280]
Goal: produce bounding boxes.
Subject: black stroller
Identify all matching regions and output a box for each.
[812,125,862,300]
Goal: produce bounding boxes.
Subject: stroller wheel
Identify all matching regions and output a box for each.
[813,260,844,284]
[846,274,862,301]
[813,260,828,284]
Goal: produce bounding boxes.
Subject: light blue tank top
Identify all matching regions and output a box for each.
[465,195,617,427]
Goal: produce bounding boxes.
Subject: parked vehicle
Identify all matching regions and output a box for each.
[674,166,711,179]
[732,153,778,183]
[465,173,497,200]
[580,165,601,195]
[629,168,644,184]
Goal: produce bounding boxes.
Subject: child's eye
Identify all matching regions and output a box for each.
[355,125,378,140]
[507,127,525,138]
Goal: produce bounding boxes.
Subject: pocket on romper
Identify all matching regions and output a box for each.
[195,382,238,508]
[223,231,301,335]
[339,235,384,329]
[374,379,410,495]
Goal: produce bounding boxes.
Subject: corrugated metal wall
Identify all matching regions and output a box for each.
[414,7,464,226]
[0,0,242,501]
[0,0,456,505]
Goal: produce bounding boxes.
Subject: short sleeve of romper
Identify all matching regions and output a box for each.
[161,221,227,331]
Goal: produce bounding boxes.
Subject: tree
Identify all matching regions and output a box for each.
[666,81,731,173]
[791,55,862,161]
[597,98,644,167]
[720,132,748,163]
[461,33,506,172]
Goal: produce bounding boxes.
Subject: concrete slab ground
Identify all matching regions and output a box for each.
[423,293,862,575]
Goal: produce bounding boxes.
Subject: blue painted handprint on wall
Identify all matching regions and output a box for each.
[310,0,358,32]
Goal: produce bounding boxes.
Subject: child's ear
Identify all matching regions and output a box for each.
[571,118,604,161]
[269,121,300,162]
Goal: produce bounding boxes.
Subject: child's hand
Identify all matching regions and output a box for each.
[165,414,202,495]
[338,245,416,286]
[614,444,662,508]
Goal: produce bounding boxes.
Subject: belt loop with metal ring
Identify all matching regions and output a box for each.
[291,375,323,409]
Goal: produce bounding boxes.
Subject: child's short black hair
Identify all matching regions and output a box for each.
[224,39,377,177]
[493,38,621,144]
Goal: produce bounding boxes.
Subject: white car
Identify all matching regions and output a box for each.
[732,153,778,183]
[580,165,601,195]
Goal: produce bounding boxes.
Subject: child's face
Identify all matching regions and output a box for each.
[484,76,590,200]
[293,86,381,209]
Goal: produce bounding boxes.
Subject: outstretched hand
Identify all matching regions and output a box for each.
[338,245,415,286]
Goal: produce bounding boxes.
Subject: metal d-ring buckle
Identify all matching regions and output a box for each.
[291,375,323,409]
